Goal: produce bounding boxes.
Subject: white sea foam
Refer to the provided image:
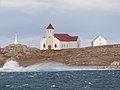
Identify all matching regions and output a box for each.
[23,62,78,72]
[0,60,119,72]
[0,60,78,72]
[0,60,23,71]
[3,60,20,69]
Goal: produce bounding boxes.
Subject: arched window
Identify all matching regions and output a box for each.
[55,44,57,48]
[43,44,45,48]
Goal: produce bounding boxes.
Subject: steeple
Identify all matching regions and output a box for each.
[14,33,18,44]
[46,24,54,29]
[46,24,54,36]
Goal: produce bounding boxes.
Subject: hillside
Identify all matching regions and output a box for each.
[0,44,120,67]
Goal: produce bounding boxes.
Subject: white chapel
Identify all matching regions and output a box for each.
[40,24,80,50]
[91,35,107,46]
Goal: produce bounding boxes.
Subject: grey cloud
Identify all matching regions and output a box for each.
[1,0,120,13]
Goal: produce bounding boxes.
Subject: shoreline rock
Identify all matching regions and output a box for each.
[0,44,120,67]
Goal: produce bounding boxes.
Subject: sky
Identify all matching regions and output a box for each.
[0,0,120,48]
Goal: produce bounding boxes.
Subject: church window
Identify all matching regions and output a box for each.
[62,44,63,48]
[43,44,45,48]
[55,44,57,48]
[64,44,65,48]
[67,44,68,47]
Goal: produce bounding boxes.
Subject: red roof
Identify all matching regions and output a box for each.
[54,34,78,41]
[46,24,54,29]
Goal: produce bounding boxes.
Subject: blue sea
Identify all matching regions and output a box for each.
[0,70,120,90]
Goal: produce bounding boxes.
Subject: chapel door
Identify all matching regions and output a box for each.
[48,45,51,50]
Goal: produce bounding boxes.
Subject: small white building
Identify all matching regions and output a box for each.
[40,24,80,50]
[91,35,107,46]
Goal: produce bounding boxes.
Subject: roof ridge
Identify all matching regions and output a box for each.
[54,34,78,41]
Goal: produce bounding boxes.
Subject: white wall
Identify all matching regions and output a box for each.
[46,29,54,49]
[52,37,61,50]
[92,36,107,46]
[77,37,80,48]
[40,34,80,50]
[40,36,61,50]
[40,37,47,50]
[60,41,79,49]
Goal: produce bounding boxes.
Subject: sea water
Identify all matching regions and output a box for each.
[0,70,120,90]
[0,61,120,90]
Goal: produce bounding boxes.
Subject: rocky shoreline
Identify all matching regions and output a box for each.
[0,44,120,67]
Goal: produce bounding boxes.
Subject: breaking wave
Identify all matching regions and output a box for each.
[0,60,80,72]
[23,62,79,72]
[3,60,23,70]
[0,60,117,72]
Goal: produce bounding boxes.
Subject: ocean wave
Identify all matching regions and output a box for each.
[0,60,119,72]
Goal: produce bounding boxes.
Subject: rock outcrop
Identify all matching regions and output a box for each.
[0,44,120,67]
